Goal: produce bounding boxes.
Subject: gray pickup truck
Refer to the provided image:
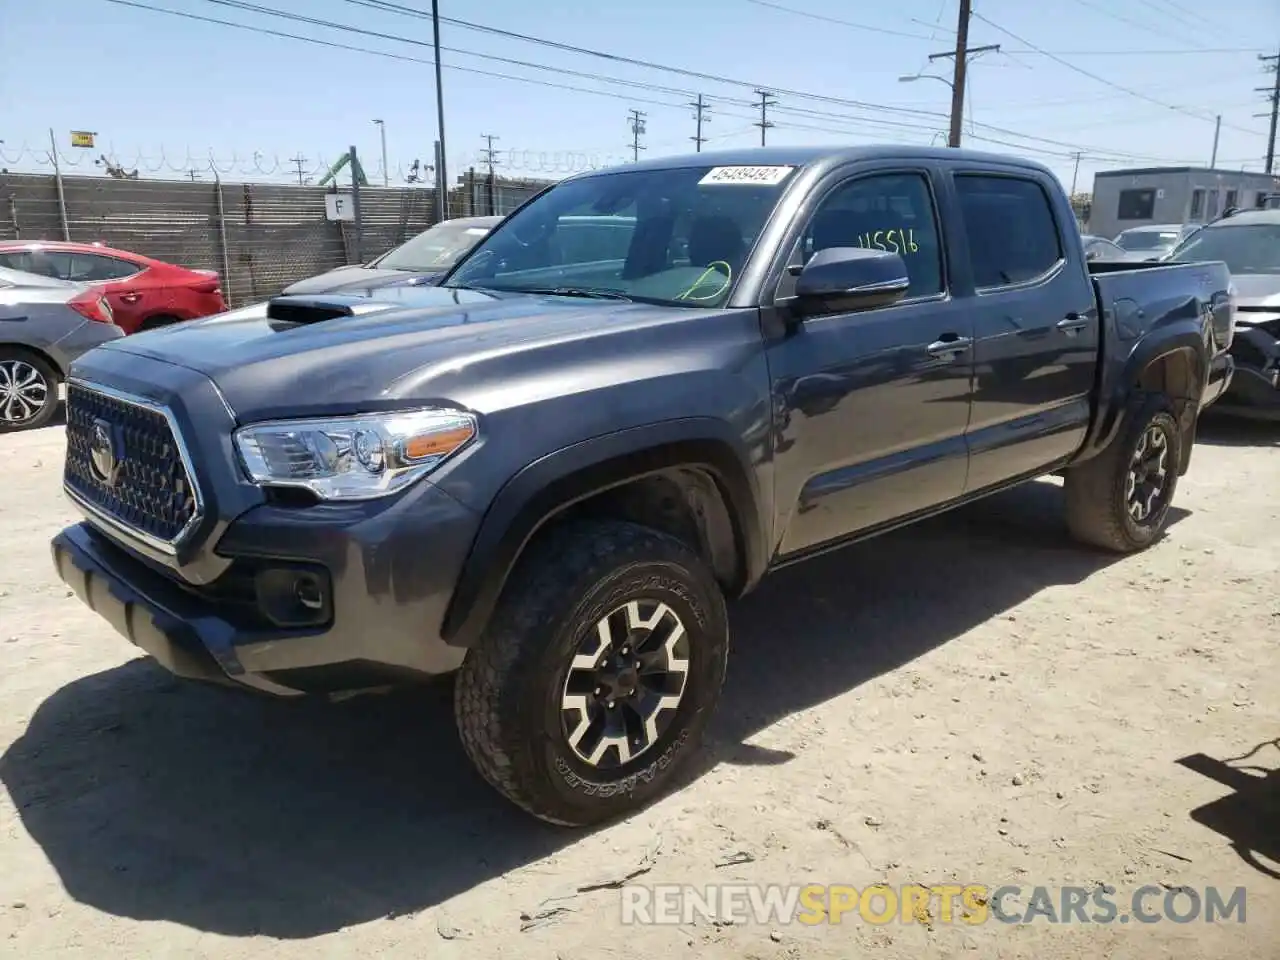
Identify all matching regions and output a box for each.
[51,146,1234,826]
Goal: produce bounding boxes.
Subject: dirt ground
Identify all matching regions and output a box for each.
[0,413,1276,959]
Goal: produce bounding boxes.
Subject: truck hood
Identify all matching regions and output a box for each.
[94,285,674,420]
[1230,273,1280,307]
[280,265,441,295]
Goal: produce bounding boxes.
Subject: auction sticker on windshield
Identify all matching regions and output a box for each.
[699,166,795,186]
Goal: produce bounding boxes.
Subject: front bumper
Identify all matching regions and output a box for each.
[1217,325,1280,419]
[53,479,480,697]
[1200,351,1235,410]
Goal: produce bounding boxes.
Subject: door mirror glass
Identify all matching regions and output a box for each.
[794,247,909,315]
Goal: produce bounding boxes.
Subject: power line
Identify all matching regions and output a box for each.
[1069,0,1219,52]
[101,0,1255,172]
[327,0,1265,153]
[103,0,691,111]
[970,10,1264,137]
[741,0,938,41]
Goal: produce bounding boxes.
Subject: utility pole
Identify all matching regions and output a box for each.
[431,0,449,219]
[289,153,308,185]
[627,109,647,162]
[480,133,500,216]
[1256,48,1279,174]
[690,94,710,152]
[928,0,999,148]
[754,89,777,146]
[1069,151,1082,196]
[372,119,388,186]
[1210,115,1221,168]
[186,168,202,182]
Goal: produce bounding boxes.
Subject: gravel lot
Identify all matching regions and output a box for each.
[0,413,1276,959]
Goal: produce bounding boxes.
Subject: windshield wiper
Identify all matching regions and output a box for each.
[506,286,634,301]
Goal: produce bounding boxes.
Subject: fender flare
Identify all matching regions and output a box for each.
[440,418,768,648]
[1082,327,1208,466]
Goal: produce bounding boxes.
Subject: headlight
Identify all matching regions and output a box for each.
[233,408,477,501]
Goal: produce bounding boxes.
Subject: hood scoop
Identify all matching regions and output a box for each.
[265,294,398,330]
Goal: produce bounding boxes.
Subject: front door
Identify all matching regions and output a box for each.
[766,168,975,558]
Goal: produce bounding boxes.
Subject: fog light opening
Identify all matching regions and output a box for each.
[296,574,324,611]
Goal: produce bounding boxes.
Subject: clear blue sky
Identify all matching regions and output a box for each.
[2,0,1277,193]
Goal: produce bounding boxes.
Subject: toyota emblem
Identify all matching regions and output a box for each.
[89,417,120,486]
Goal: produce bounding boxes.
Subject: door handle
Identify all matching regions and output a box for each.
[926,335,973,359]
[119,292,141,304]
[1056,314,1090,335]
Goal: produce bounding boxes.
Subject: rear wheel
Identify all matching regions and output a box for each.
[1064,394,1182,552]
[454,519,729,826]
[0,350,59,432]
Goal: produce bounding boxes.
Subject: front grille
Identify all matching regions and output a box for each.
[64,382,201,548]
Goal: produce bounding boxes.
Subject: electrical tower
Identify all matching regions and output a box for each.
[480,134,501,216]
[479,134,501,177]
[1257,48,1279,174]
[690,94,711,152]
[289,153,309,186]
[927,0,999,148]
[628,109,647,162]
[753,90,777,146]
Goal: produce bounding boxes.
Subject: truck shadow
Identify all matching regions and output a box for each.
[0,480,1188,939]
[1196,413,1279,448]
[1176,738,1280,880]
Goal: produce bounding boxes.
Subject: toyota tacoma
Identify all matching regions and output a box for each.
[51,146,1235,826]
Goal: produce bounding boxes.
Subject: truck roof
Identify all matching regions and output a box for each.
[1204,208,1280,227]
[576,144,1057,181]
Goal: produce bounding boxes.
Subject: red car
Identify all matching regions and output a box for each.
[0,241,226,335]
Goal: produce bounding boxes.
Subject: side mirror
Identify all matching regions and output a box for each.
[1085,248,1101,262]
[793,247,910,316]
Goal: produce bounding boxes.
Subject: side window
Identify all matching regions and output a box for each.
[785,172,944,300]
[68,254,140,282]
[955,175,1063,288]
[4,250,74,279]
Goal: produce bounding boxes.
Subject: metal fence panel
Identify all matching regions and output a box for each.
[0,171,553,308]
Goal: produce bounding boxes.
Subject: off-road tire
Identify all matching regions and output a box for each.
[1064,393,1182,552]
[0,349,60,433]
[454,519,729,826]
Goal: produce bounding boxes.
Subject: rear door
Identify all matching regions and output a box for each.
[765,165,975,556]
[67,253,153,332]
[947,168,1098,492]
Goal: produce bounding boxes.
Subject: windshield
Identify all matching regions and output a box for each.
[1167,223,1280,275]
[1116,229,1181,252]
[373,220,494,272]
[443,164,799,307]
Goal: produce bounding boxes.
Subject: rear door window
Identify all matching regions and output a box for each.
[68,254,142,281]
[955,175,1063,288]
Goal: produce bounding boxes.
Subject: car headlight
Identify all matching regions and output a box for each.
[233,408,477,501]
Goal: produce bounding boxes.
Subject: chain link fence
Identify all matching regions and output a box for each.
[0,166,552,307]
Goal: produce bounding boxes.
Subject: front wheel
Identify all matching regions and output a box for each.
[454,519,729,826]
[1064,394,1182,552]
[0,350,60,432]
